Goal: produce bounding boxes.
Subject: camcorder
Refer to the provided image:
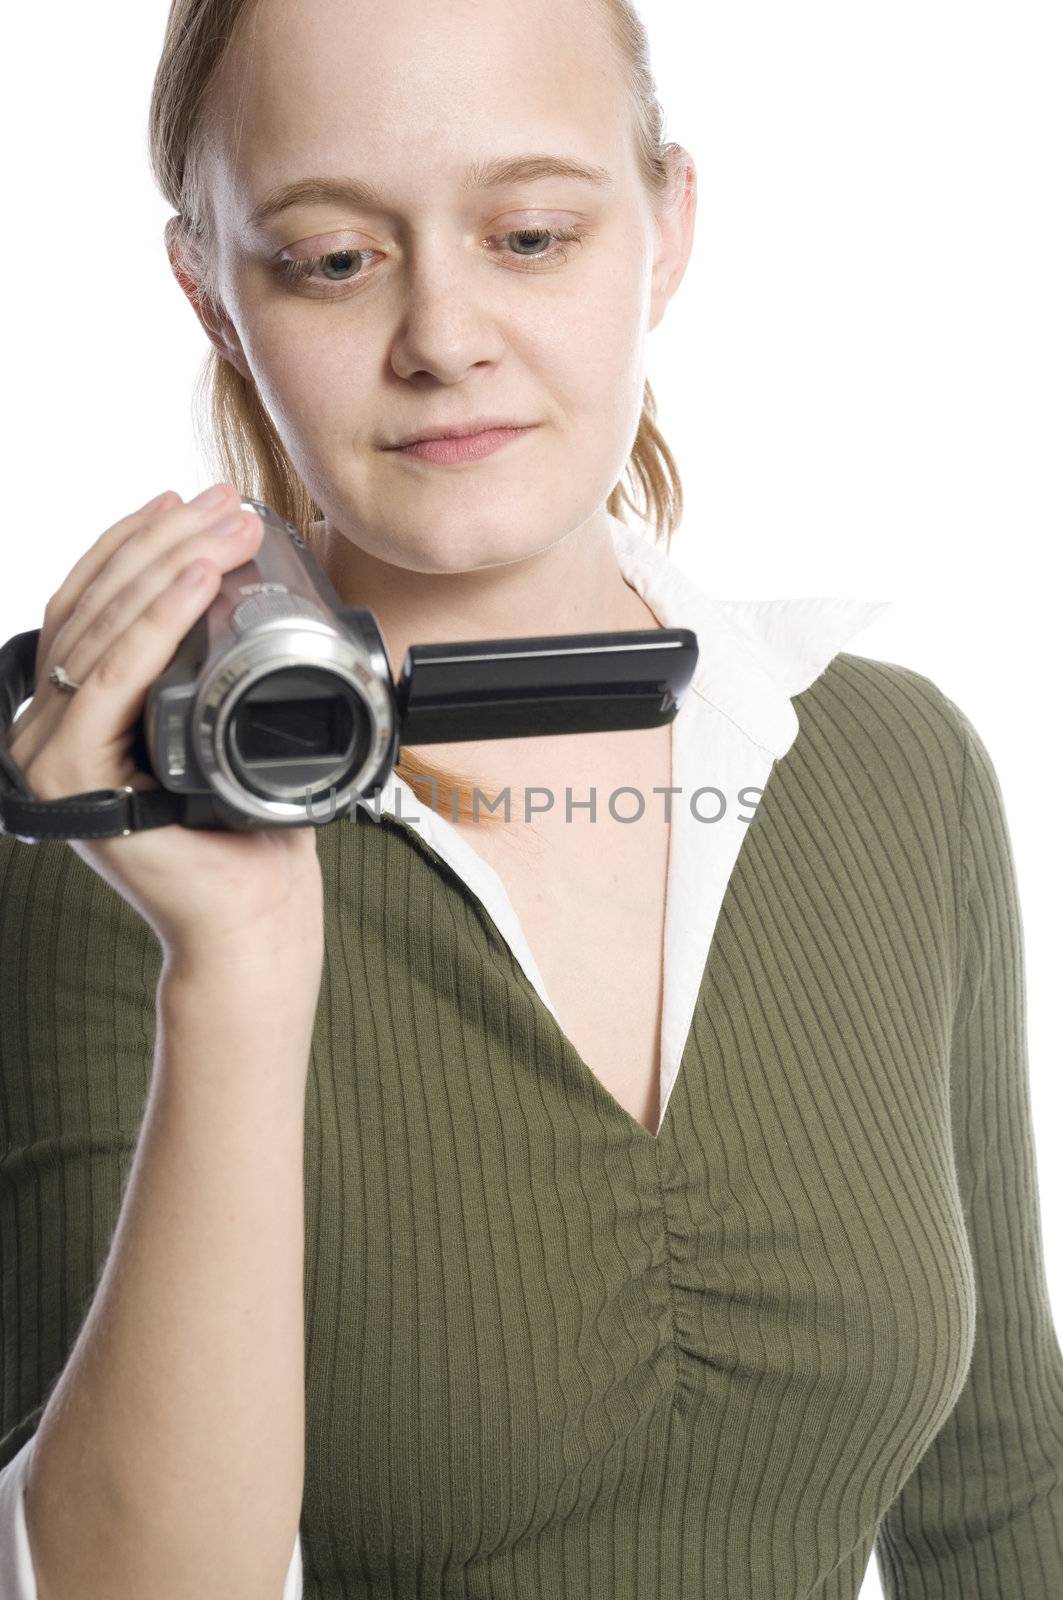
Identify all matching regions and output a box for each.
[0,497,698,843]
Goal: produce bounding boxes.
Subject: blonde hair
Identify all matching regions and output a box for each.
[148,0,686,825]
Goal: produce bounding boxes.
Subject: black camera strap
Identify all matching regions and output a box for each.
[0,627,183,843]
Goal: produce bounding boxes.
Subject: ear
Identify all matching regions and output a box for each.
[647,150,698,335]
[164,215,253,383]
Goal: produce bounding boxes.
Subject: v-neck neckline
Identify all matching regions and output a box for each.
[370,741,785,1150]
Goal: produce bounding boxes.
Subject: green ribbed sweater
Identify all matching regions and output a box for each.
[2,652,1062,1599]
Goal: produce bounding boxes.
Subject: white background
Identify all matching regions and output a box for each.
[2,6,1060,1595]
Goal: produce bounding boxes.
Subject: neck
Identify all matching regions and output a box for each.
[307,505,659,680]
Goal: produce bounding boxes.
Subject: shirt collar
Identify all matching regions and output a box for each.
[607,513,892,760]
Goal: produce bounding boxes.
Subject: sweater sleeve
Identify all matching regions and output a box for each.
[873,703,1063,1595]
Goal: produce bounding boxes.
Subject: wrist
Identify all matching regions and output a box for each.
[154,946,321,1096]
[159,936,323,1010]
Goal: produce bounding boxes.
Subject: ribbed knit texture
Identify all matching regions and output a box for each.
[2,652,1062,1598]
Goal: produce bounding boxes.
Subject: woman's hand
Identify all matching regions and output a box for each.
[5,485,324,968]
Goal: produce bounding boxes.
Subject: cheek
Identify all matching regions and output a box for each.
[240,306,373,440]
[543,231,648,367]
[534,265,647,418]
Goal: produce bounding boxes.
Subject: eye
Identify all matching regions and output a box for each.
[278,246,372,290]
[494,227,586,265]
[275,225,589,297]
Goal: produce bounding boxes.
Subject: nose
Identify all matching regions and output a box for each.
[387,244,510,385]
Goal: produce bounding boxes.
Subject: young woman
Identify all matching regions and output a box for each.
[1,2,1060,1597]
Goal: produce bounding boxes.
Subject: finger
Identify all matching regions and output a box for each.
[43,489,183,643]
[51,507,261,694]
[30,557,227,799]
[43,485,240,670]
[14,510,260,778]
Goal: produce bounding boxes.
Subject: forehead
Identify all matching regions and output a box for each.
[203,0,632,213]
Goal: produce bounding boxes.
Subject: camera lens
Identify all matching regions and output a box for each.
[236,694,351,762]
[225,666,373,802]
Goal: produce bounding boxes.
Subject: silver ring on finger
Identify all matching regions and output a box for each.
[48,665,82,694]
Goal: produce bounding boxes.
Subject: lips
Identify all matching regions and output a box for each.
[390,426,536,466]
[388,419,535,448]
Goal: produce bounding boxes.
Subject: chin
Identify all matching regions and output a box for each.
[374,508,555,574]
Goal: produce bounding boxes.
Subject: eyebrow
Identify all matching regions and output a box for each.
[247,153,615,227]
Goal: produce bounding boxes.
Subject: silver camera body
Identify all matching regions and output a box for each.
[138,497,398,831]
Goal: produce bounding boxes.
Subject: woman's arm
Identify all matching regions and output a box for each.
[874,705,1063,1596]
[16,948,315,1600]
[1,1437,303,1599]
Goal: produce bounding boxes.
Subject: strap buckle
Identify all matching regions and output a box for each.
[115,784,136,838]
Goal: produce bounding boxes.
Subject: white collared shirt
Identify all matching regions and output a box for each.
[0,512,891,1600]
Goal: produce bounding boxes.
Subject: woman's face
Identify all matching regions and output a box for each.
[187,0,694,574]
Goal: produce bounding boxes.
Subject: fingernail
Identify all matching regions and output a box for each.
[211,508,249,536]
[192,483,230,509]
